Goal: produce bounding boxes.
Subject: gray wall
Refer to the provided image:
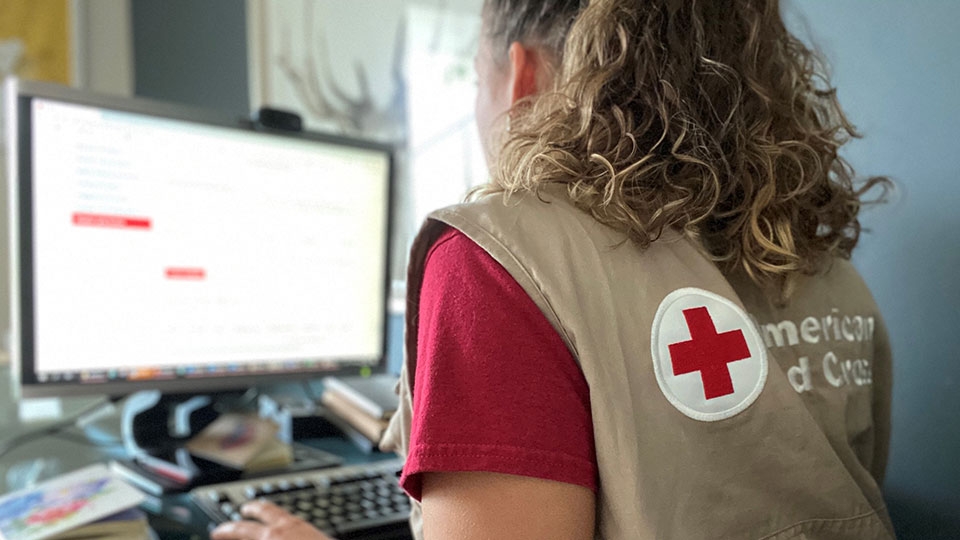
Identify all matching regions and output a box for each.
[132,0,249,116]
[788,1,960,536]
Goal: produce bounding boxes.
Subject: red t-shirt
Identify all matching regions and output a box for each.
[399,227,597,501]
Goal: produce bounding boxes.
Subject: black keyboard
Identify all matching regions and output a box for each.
[191,458,411,540]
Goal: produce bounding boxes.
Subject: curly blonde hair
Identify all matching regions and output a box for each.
[481,0,889,299]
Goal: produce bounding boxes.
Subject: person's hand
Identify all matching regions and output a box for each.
[210,500,334,540]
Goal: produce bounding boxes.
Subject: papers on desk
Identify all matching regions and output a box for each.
[0,464,147,540]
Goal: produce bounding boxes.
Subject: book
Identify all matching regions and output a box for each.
[109,445,290,496]
[47,508,149,540]
[242,437,294,473]
[109,448,229,496]
[0,463,146,540]
[108,459,190,497]
[321,412,377,454]
[132,448,200,486]
[185,413,292,471]
[321,389,391,444]
[322,374,399,420]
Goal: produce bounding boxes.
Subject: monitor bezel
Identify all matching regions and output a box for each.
[8,79,396,399]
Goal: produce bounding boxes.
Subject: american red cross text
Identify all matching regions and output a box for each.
[668,306,750,400]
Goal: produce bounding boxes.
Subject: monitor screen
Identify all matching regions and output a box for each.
[7,81,393,398]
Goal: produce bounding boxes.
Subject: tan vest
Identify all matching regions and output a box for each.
[381,188,894,540]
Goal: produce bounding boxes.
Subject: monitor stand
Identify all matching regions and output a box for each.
[115,390,344,493]
[117,390,241,490]
[121,390,222,457]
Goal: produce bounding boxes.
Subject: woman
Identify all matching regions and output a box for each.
[214,0,894,538]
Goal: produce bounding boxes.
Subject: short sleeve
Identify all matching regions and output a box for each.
[399,228,597,501]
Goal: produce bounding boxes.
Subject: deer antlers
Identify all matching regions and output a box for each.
[274,0,407,142]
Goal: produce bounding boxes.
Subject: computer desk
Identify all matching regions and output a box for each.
[0,365,405,539]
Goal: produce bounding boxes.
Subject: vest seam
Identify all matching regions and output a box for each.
[757,506,888,539]
[432,210,582,362]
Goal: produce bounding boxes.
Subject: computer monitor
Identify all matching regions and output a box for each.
[6,79,394,399]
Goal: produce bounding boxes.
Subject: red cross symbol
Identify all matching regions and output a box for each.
[668,306,751,400]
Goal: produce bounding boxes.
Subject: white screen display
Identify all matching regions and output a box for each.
[29,99,389,379]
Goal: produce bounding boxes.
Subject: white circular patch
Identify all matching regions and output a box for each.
[650,288,768,422]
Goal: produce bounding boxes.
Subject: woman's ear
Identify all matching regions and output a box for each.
[507,41,542,104]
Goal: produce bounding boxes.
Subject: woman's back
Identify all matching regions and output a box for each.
[385,188,894,539]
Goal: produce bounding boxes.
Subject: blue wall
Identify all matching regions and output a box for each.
[788,1,960,536]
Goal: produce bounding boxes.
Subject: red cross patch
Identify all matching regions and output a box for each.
[651,288,768,421]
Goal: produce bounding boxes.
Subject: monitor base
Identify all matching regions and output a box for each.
[120,390,225,457]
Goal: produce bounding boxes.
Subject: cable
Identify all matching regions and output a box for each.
[0,398,117,461]
[206,387,262,416]
[49,429,122,449]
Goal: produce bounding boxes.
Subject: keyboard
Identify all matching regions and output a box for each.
[191,458,411,540]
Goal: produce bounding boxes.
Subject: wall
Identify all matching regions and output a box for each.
[131,0,249,115]
[786,1,960,537]
[0,83,9,358]
[72,0,134,95]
